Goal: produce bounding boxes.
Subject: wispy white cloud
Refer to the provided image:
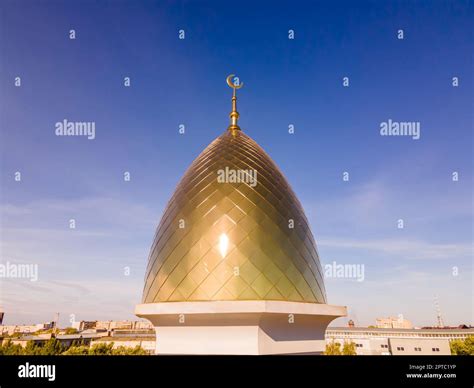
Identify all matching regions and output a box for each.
[318,237,472,260]
[0,195,154,324]
[305,178,473,234]
[1,196,158,230]
[1,277,143,325]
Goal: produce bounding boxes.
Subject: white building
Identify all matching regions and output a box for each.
[0,322,54,335]
[376,316,413,329]
[325,327,473,355]
[71,320,153,332]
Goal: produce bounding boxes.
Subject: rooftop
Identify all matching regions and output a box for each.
[327,327,474,334]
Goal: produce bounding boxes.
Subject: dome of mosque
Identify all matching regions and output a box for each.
[141,75,326,304]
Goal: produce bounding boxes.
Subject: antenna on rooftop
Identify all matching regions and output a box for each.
[434,296,444,328]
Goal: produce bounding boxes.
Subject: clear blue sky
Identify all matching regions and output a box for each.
[0,0,472,327]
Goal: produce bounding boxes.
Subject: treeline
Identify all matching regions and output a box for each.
[0,338,149,355]
[324,341,357,355]
[450,336,474,355]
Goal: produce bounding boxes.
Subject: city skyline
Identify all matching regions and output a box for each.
[1,0,472,328]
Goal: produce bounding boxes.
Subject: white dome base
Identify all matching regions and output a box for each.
[135,301,346,355]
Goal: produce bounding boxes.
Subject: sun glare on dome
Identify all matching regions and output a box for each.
[219,233,229,258]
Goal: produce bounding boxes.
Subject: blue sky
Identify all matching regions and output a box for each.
[0,0,472,327]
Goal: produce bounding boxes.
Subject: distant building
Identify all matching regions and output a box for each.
[376,316,413,329]
[5,330,154,354]
[71,321,97,331]
[95,320,153,331]
[1,320,153,337]
[0,322,54,336]
[112,329,155,338]
[95,320,132,331]
[8,332,106,348]
[133,321,154,330]
[326,327,473,355]
[93,334,155,354]
[70,320,153,332]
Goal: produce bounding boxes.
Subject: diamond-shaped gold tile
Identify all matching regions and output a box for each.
[223,275,248,298]
[188,287,210,301]
[251,273,273,298]
[224,247,247,268]
[239,287,260,300]
[188,261,211,285]
[212,261,233,284]
[239,260,260,285]
[262,261,284,284]
[264,287,285,300]
[176,274,198,299]
[200,248,223,273]
[169,288,186,302]
[212,287,234,301]
[227,205,246,223]
[199,273,223,298]
[275,275,295,299]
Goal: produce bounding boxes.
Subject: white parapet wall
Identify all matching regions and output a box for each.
[135,300,347,355]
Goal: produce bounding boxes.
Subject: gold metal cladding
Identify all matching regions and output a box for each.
[226,74,243,132]
[142,129,327,304]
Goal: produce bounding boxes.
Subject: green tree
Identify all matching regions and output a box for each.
[89,342,115,355]
[63,343,149,355]
[24,340,39,355]
[342,341,357,355]
[62,345,90,355]
[70,339,86,348]
[7,332,23,338]
[39,338,65,355]
[0,339,24,355]
[34,329,54,335]
[63,327,78,335]
[324,341,342,355]
[1,337,149,355]
[112,345,148,355]
[22,338,64,355]
[450,336,474,355]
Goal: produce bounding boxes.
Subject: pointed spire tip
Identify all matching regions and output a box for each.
[226,74,243,132]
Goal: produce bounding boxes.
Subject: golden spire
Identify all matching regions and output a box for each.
[226,74,244,132]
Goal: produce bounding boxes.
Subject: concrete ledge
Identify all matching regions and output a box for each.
[135,300,347,317]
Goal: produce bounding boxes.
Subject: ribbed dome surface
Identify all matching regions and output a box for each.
[142,130,327,304]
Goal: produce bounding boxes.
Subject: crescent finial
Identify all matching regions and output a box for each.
[226,74,244,90]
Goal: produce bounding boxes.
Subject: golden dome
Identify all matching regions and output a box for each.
[141,77,326,304]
